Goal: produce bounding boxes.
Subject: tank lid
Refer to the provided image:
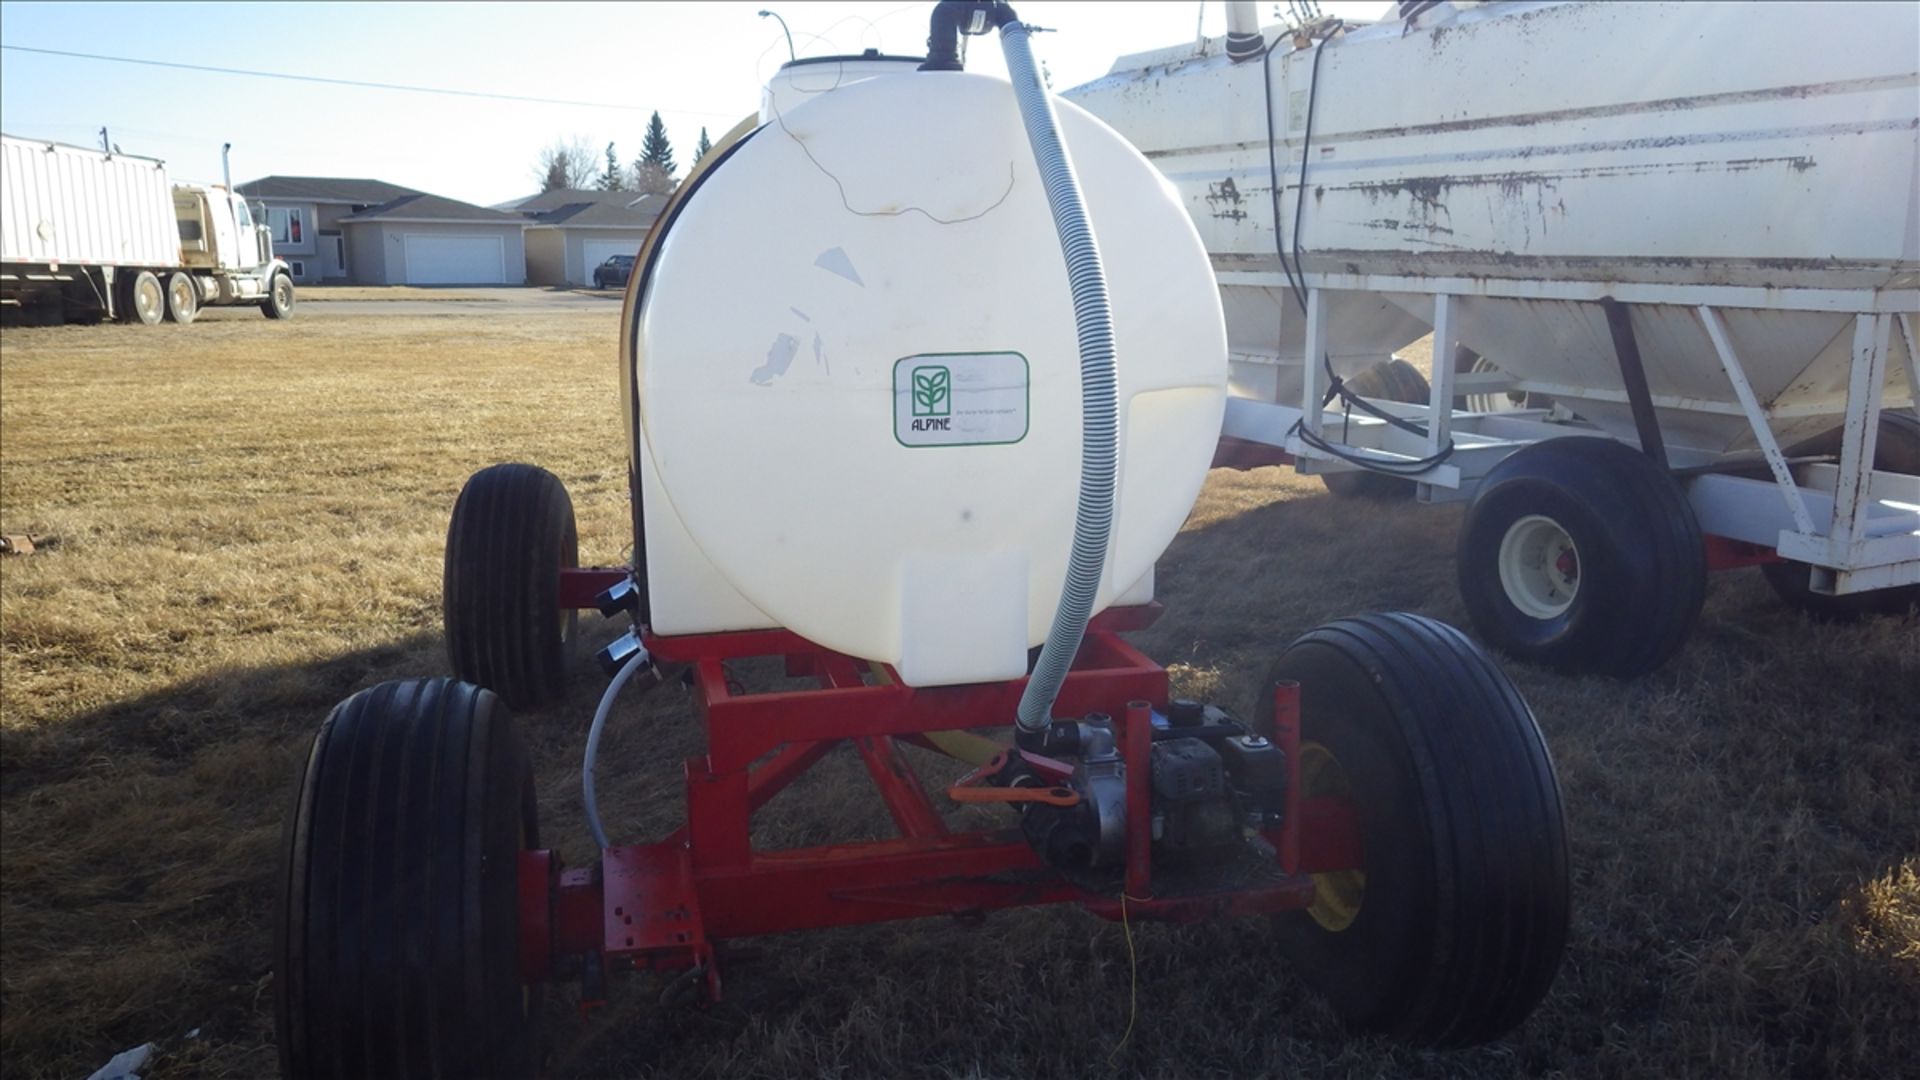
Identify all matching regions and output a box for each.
[778,49,924,70]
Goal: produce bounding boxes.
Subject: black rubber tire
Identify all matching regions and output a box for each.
[1322,357,1432,500]
[1452,345,1552,413]
[1458,436,1705,676]
[262,271,295,319]
[120,270,164,325]
[445,463,580,708]
[276,677,542,1080]
[163,271,197,324]
[1256,612,1569,1048]
[1763,412,1920,619]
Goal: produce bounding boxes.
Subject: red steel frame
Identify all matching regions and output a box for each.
[517,602,1364,1002]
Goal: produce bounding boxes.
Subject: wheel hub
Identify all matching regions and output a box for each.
[1299,741,1364,932]
[1497,514,1580,620]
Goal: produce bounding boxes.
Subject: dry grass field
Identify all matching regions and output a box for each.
[2,307,1915,1079]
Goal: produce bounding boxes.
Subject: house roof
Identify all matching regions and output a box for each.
[236,176,422,204]
[339,193,527,225]
[528,200,662,228]
[495,187,659,214]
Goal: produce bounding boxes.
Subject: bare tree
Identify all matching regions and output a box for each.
[532,137,597,192]
[631,161,676,196]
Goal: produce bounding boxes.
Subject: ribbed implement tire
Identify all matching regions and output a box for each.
[1322,357,1432,500]
[1258,612,1569,1048]
[1763,412,1920,619]
[445,464,579,708]
[276,678,542,1080]
[1458,437,1705,676]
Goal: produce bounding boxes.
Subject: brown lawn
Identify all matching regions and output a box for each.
[1,308,1914,1078]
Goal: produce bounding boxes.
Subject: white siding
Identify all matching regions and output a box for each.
[1,135,178,268]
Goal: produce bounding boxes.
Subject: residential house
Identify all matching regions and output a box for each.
[234,176,421,285]
[522,195,663,287]
[338,194,529,285]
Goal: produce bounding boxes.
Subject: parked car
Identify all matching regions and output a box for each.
[592,254,635,289]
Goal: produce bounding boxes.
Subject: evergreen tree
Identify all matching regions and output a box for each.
[693,127,712,165]
[639,112,676,179]
[597,142,626,191]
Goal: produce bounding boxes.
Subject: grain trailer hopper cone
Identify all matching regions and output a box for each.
[1067,0,1920,675]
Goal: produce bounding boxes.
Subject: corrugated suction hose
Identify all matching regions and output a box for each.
[1000,20,1119,744]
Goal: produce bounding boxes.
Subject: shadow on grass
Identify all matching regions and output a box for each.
[5,479,1918,1079]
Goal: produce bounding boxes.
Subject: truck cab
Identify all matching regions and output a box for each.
[174,185,273,273]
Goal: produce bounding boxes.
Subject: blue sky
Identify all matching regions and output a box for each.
[0,1,1388,207]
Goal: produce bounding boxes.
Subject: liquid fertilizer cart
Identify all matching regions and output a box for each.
[1067,0,1920,675]
[274,5,1569,1074]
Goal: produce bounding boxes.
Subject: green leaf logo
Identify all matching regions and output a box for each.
[912,366,951,416]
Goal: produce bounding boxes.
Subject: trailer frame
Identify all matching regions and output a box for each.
[1219,272,1920,598]
[512,605,1362,1006]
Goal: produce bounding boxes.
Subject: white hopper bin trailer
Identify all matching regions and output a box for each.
[0,135,295,325]
[1065,0,1920,676]
[274,4,1570,1073]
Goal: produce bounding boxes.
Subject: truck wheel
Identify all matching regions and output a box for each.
[163,272,198,324]
[119,270,164,325]
[1258,612,1569,1048]
[1458,436,1705,676]
[262,271,295,319]
[445,464,580,708]
[276,678,543,1080]
[1322,357,1432,500]
[1763,412,1920,619]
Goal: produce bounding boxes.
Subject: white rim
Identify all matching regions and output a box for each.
[1463,355,1529,414]
[1497,514,1580,619]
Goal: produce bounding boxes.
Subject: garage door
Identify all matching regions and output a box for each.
[402,234,506,284]
[581,238,637,286]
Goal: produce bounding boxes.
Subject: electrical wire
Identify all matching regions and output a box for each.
[1259,25,1457,477]
[1107,892,1146,1065]
[0,44,741,116]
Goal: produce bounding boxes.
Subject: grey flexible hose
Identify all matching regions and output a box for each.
[1000,21,1119,738]
[584,645,651,850]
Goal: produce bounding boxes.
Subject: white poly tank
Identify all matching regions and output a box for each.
[637,71,1227,687]
[759,51,924,125]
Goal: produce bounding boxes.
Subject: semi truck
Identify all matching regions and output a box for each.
[0,134,295,325]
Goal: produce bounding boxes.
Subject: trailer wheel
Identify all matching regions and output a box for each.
[1763,412,1920,618]
[119,270,164,325]
[446,463,580,707]
[1458,436,1705,675]
[1453,345,1551,413]
[1322,357,1432,500]
[163,272,197,325]
[276,678,543,1080]
[262,271,295,319]
[1258,612,1568,1048]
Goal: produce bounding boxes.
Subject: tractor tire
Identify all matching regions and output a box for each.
[120,270,164,325]
[445,463,580,708]
[1257,612,1569,1048]
[1763,411,1920,619]
[1458,436,1705,676]
[163,271,198,324]
[276,678,543,1080]
[262,271,295,319]
[1322,357,1432,500]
